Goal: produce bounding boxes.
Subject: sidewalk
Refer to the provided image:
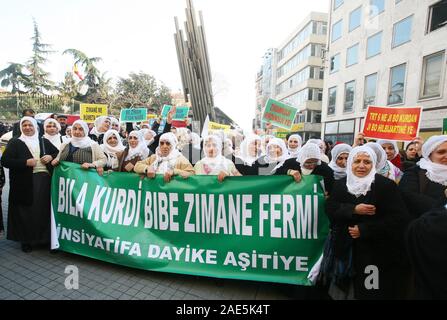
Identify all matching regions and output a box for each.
[0,169,290,300]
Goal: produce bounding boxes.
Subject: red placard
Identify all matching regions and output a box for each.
[362,106,423,141]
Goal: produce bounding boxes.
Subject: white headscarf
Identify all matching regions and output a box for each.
[19,116,40,153]
[199,135,235,175]
[191,132,201,149]
[65,125,72,138]
[377,139,399,160]
[43,118,63,150]
[238,134,262,166]
[102,130,125,154]
[110,117,120,130]
[287,134,303,158]
[329,143,352,180]
[223,138,234,157]
[125,130,149,161]
[152,132,182,173]
[418,135,447,186]
[346,146,377,197]
[265,138,290,173]
[140,129,157,146]
[296,143,322,175]
[70,120,95,149]
[90,116,110,138]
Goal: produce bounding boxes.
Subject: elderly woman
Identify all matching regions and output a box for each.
[116,131,149,173]
[365,142,402,184]
[287,134,302,158]
[43,118,68,150]
[399,135,447,219]
[235,134,267,176]
[257,137,290,176]
[51,120,107,175]
[89,116,111,144]
[1,117,59,252]
[324,146,410,300]
[377,139,402,170]
[278,143,334,193]
[194,135,241,181]
[307,138,330,163]
[101,130,126,171]
[328,143,352,180]
[134,132,194,182]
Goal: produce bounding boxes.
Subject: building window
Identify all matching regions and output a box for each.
[330,53,340,73]
[388,63,407,105]
[328,87,337,115]
[346,43,359,67]
[427,0,447,33]
[366,31,382,58]
[332,19,343,42]
[420,51,445,99]
[349,6,362,32]
[396,0,403,4]
[392,15,413,48]
[370,0,385,18]
[364,73,378,109]
[344,81,355,112]
[334,0,343,10]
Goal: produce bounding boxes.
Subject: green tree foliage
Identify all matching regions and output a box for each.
[0,63,28,93]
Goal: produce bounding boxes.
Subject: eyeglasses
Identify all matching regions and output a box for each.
[160,141,171,146]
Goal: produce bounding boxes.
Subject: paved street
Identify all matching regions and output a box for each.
[0,169,290,300]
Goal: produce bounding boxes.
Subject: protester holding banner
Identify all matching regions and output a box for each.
[365,142,403,184]
[101,130,126,171]
[116,131,149,173]
[324,146,410,299]
[43,118,68,150]
[1,117,59,252]
[257,137,291,177]
[194,135,241,181]
[307,139,330,163]
[287,134,302,158]
[134,132,194,182]
[377,140,403,170]
[328,143,352,180]
[399,135,447,219]
[89,116,111,144]
[52,120,107,176]
[235,135,268,176]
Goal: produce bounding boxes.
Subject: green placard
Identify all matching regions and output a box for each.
[262,98,298,130]
[443,118,447,135]
[120,108,148,123]
[161,105,190,121]
[51,162,329,286]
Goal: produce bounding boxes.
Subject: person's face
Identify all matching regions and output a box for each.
[336,152,349,168]
[268,145,282,158]
[24,111,35,118]
[112,123,120,131]
[352,153,373,178]
[128,135,139,148]
[406,145,418,159]
[101,119,111,132]
[66,128,72,137]
[382,143,396,161]
[429,142,447,165]
[144,132,154,141]
[288,138,300,150]
[159,139,172,157]
[57,117,67,127]
[357,134,365,145]
[303,158,319,170]
[72,124,85,138]
[107,134,119,147]
[45,122,58,135]
[21,120,35,136]
[248,140,258,157]
[171,128,177,134]
[205,140,219,158]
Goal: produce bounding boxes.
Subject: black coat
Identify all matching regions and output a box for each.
[1,137,59,206]
[235,156,270,176]
[325,174,411,299]
[405,206,447,299]
[275,158,335,194]
[398,165,446,219]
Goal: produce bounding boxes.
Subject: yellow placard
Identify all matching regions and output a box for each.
[80,104,108,123]
[209,121,231,131]
[147,114,158,119]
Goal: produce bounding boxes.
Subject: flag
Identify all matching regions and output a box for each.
[73,64,84,81]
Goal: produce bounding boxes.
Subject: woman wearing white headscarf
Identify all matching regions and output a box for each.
[365,142,402,184]
[324,146,411,300]
[194,135,241,181]
[377,139,403,170]
[134,132,195,182]
[328,143,352,180]
[52,120,107,176]
[287,134,302,158]
[399,135,447,219]
[64,125,72,139]
[235,134,267,176]
[101,130,126,171]
[116,130,149,172]
[89,116,111,144]
[307,138,330,163]
[1,116,59,252]
[43,118,68,150]
[256,137,290,176]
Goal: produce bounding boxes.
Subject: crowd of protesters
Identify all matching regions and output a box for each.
[0,107,446,300]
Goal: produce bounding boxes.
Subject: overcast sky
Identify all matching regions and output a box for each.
[0,0,329,130]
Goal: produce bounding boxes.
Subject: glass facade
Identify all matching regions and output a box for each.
[388,63,407,105]
[332,19,343,42]
[393,15,413,48]
[349,6,362,31]
[421,51,444,98]
[344,81,356,112]
[277,44,324,78]
[346,43,359,67]
[364,73,378,109]
[367,31,382,58]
